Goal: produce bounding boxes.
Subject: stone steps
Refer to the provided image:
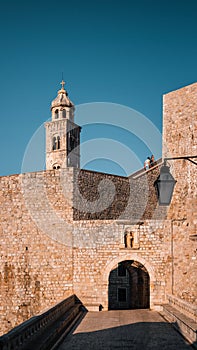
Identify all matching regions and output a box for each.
[161,304,197,347]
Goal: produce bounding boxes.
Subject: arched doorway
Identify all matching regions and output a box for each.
[108,260,150,310]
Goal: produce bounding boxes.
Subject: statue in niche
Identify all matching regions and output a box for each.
[125,231,134,248]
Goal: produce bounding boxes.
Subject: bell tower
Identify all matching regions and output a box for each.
[45,81,81,170]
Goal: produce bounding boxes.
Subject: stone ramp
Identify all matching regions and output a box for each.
[57,309,192,350]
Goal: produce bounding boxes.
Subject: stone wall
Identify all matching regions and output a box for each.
[73,165,164,222]
[163,83,197,304]
[73,169,130,220]
[0,170,74,335]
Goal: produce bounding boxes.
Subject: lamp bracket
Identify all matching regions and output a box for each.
[164,156,197,166]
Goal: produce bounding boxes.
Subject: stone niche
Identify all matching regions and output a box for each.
[121,226,140,249]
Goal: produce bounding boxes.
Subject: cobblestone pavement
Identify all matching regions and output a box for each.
[57,309,193,350]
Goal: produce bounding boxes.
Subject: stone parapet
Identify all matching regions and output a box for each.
[0,295,84,350]
[167,294,197,322]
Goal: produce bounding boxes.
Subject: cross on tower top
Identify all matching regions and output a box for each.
[60,80,65,90]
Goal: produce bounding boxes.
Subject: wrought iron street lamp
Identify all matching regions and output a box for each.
[155,156,197,206]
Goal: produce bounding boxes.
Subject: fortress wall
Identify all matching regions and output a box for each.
[73,166,162,221]
[0,170,74,335]
[73,169,131,220]
[163,83,197,304]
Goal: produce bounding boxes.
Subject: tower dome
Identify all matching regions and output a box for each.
[51,80,75,121]
[51,80,74,109]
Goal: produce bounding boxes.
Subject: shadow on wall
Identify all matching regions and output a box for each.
[59,319,194,350]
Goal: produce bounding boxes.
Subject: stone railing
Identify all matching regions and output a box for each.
[162,294,197,346]
[0,295,84,350]
[167,294,197,322]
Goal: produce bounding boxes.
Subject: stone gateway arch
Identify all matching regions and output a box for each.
[108,260,150,310]
[102,253,156,311]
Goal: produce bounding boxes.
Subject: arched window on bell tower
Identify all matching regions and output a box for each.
[52,136,56,150]
[52,135,60,150]
[55,109,59,119]
[62,109,66,118]
[57,136,60,149]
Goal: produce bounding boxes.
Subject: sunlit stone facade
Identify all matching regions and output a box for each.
[0,82,196,335]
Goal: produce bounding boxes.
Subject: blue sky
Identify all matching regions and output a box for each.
[0,0,197,176]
